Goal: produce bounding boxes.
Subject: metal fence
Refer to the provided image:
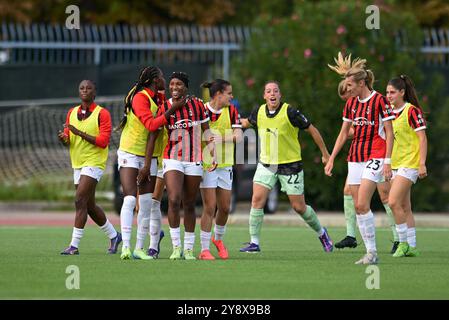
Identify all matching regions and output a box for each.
[1,23,449,68]
[0,96,123,186]
[421,28,449,66]
[0,23,251,79]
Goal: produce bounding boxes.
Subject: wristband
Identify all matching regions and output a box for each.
[384,158,391,164]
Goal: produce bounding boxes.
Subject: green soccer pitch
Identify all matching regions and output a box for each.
[1,225,449,299]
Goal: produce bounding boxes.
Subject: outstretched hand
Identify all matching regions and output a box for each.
[324,159,334,177]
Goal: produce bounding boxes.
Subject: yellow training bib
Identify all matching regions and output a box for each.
[69,105,108,170]
[392,103,421,169]
[257,103,301,164]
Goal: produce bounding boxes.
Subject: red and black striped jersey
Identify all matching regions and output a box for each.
[393,104,426,131]
[158,97,209,162]
[343,91,394,162]
[206,102,242,128]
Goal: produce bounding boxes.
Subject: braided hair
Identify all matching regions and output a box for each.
[169,71,189,88]
[117,66,161,130]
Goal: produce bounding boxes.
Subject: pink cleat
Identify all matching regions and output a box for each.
[198,249,216,260]
[212,237,229,259]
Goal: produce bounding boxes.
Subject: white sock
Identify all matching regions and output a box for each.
[136,193,152,250]
[70,227,84,248]
[250,236,260,245]
[357,211,377,253]
[407,227,417,247]
[318,228,325,236]
[396,223,408,243]
[169,227,181,248]
[149,199,162,251]
[200,230,211,251]
[99,220,117,240]
[214,224,226,241]
[120,195,136,249]
[356,214,366,248]
[184,231,196,251]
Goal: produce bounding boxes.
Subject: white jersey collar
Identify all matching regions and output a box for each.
[358,90,377,103]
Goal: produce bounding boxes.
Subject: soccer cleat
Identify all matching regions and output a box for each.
[406,246,420,257]
[60,245,79,255]
[390,241,400,254]
[133,249,153,260]
[355,251,379,265]
[169,246,183,260]
[198,249,215,260]
[147,248,159,259]
[120,247,132,260]
[183,248,196,260]
[392,242,409,258]
[107,232,122,254]
[334,236,357,249]
[212,236,229,259]
[157,230,165,253]
[147,230,165,259]
[239,242,261,253]
[318,228,334,252]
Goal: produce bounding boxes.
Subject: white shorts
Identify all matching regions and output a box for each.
[117,150,157,175]
[157,168,164,179]
[162,159,203,176]
[347,159,385,185]
[200,166,233,190]
[73,167,104,185]
[392,168,419,184]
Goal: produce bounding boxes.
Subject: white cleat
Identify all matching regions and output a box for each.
[355,251,379,265]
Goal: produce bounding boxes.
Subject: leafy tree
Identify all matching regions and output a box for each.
[0,0,235,25]
[1,0,449,27]
[231,0,449,211]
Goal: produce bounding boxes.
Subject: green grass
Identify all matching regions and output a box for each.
[1,225,449,299]
[0,175,113,201]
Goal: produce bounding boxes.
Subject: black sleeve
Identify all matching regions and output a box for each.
[287,105,311,130]
[247,105,260,128]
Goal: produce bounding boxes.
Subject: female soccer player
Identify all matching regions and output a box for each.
[117,66,184,260]
[386,75,427,258]
[335,79,399,252]
[157,72,217,260]
[240,81,333,253]
[198,79,243,260]
[325,54,395,265]
[58,80,121,255]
